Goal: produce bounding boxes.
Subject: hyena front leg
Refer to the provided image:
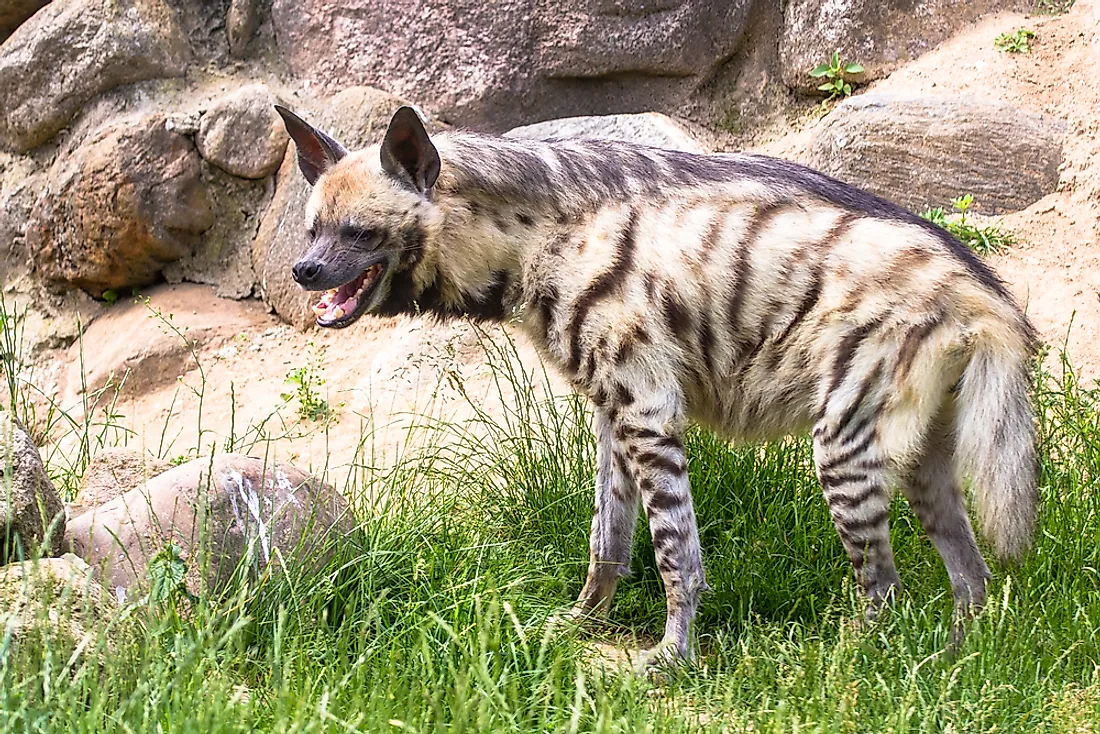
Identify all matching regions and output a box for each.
[573,407,640,618]
[813,417,902,612]
[612,389,706,664]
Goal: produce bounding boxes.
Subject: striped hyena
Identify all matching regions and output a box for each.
[275,106,1037,665]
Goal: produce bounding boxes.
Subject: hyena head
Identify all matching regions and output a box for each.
[275,105,443,328]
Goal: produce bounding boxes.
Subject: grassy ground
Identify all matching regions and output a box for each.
[3,316,1100,732]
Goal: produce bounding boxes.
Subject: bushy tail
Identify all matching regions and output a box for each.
[955,335,1038,562]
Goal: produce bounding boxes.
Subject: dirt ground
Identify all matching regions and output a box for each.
[22,1,1100,483]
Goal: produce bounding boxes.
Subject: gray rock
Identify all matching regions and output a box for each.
[781,0,1032,93]
[27,114,214,297]
[802,93,1066,214]
[66,455,354,598]
[253,86,422,328]
[2,411,65,562]
[506,112,707,153]
[74,448,173,513]
[0,0,50,37]
[0,0,191,152]
[197,84,289,180]
[270,0,770,131]
[226,0,260,58]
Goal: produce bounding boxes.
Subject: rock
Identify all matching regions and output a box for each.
[226,0,260,58]
[0,0,191,152]
[197,84,289,180]
[27,114,214,297]
[0,151,45,283]
[802,93,1066,214]
[59,283,270,402]
[2,411,65,562]
[162,164,270,299]
[253,86,423,328]
[505,112,707,153]
[66,455,353,599]
[0,554,118,665]
[270,0,770,131]
[74,448,172,512]
[0,0,50,37]
[781,0,1032,93]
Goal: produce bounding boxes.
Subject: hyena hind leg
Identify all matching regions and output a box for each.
[813,419,902,614]
[899,414,991,615]
[573,407,641,619]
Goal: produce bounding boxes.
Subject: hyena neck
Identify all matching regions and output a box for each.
[412,189,557,322]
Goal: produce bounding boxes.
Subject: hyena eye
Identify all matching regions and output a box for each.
[306,225,318,240]
[339,225,375,242]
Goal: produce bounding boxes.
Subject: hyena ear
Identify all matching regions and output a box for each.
[380,106,440,195]
[274,105,348,186]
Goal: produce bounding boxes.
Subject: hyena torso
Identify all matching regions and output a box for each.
[278,107,1038,665]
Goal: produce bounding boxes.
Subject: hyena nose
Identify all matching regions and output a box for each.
[292,259,323,286]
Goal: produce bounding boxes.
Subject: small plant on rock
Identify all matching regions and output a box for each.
[809,51,864,103]
[995,28,1037,53]
[921,194,1016,256]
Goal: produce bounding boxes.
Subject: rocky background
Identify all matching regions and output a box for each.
[2,0,1100,606]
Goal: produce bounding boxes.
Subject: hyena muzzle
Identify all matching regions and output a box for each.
[275,105,1038,665]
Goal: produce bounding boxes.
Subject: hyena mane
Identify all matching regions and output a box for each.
[278,105,1039,665]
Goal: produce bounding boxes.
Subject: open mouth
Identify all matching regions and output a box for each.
[311,262,386,328]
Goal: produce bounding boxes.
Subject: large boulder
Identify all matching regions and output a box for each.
[196,84,289,180]
[0,0,191,152]
[0,0,50,37]
[780,0,1033,93]
[2,411,65,562]
[252,86,422,328]
[802,93,1066,214]
[270,0,770,131]
[27,114,214,297]
[66,455,353,599]
[506,112,708,153]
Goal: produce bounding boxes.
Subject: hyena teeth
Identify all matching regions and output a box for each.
[281,103,1039,664]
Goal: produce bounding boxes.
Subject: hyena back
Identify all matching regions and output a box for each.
[277,106,1038,664]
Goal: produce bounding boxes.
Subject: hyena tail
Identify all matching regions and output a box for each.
[954,330,1038,563]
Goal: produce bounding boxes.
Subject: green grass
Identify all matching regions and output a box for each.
[4,313,1100,731]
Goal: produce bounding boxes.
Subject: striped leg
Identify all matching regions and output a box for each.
[574,407,640,617]
[813,420,901,611]
[900,417,990,615]
[614,391,706,664]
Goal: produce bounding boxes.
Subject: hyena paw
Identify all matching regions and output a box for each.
[633,639,691,676]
